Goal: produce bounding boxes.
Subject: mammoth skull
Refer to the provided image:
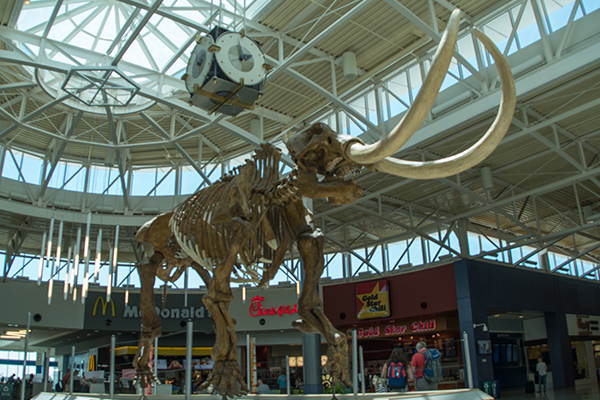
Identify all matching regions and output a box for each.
[286,123,365,205]
[287,9,516,198]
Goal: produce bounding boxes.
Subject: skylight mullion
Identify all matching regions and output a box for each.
[136,37,160,71]
[108,4,141,55]
[503,3,527,57]
[143,21,180,53]
[555,0,583,58]
[46,41,85,67]
[91,4,113,53]
[42,0,65,39]
[114,2,121,39]
[24,1,99,35]
[161,32,195,73]
[45,4,108,61]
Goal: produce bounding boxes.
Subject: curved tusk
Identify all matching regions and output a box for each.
[346,8,462,164]
[372,28,516,180]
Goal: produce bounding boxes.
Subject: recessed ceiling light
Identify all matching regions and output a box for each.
[494,314,500,317]
[519,315,524,318]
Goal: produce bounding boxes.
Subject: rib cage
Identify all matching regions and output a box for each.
[170,143,300,283]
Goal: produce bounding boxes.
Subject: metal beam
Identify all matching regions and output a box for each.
[269,0,375,80]
[111,0,164,66]
[38,111,84,198]
[383,0,485,82]
[2,217,34,282]
[140,112,212,186]
[106,107,130,210]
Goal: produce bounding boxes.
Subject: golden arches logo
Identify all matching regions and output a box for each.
[92,297,115,317]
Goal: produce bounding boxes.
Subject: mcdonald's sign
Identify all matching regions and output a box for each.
[92,297,115,317]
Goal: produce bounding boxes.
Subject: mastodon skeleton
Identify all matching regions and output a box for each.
[132,9,516,399]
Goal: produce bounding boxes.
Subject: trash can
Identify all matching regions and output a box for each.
[0,383,14,400]
[483,381,493,396]
[482,381,500,398]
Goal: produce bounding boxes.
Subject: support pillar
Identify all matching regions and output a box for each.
[539,249,550,272]
[457,219,470,258]
[545,312,574,388]
[302,333,322,394]
[185,321,192,400]
[454,260,493,389]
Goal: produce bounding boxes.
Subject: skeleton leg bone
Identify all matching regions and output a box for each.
[133,252,164,388]
[293,230,351,389]
[200,218,250,399]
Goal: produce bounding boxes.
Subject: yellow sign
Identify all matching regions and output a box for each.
[355,280,390,320]
[92,297,115,317]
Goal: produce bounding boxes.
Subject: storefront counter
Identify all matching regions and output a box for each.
[437,380,465,390]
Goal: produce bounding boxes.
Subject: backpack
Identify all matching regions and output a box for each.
[387,361,407,388]
[422,348,443,382]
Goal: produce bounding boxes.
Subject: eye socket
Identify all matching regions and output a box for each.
[327,137,332,144]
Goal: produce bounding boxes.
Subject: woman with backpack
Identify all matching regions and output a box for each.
[381,347,414,392]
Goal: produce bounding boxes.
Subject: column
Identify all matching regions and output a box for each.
[545,312,574,388]
[454,260,494,388]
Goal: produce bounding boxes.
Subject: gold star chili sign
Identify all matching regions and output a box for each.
[355,279,390,320]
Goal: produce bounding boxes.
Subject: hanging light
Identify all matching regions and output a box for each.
[296,280,301,297]
[82,212,92,303]
[37,231,47,286]
[48,220,64,305]
[40,218,55,286]
[125,264,131,306]
[70,226,82,294]
[107,225,119,302]
[63,246,72,300]
[94,227,103,280]
[242,285,246,304]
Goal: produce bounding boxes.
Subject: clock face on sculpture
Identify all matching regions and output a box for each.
[215,32,266,85]
[184,35,215,93]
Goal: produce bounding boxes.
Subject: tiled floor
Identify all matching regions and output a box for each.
[502,385,600,400]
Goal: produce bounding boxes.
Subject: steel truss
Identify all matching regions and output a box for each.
[0,0,600,288]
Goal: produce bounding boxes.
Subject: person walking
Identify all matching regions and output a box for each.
[381,347,413,392]
[411,341,438,391]
[536,357,548,393]
[277,372,287,392]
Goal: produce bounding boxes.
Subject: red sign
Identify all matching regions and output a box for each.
[411,319,436,332]
[355,280,390,320]
[347,319,437,338]
[249,295,298,317]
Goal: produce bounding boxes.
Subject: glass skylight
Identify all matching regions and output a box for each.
[15,0,274,114]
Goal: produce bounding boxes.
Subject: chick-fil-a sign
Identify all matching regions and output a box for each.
[249,295,298,317]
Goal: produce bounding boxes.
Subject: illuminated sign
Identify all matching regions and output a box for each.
[123,305,207,319]
[384,324,407,336]
[355,280,390,320]
[411,319,436,332]
[249,296,298,317]
[348,319,438,338]
[92,297,115,317]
